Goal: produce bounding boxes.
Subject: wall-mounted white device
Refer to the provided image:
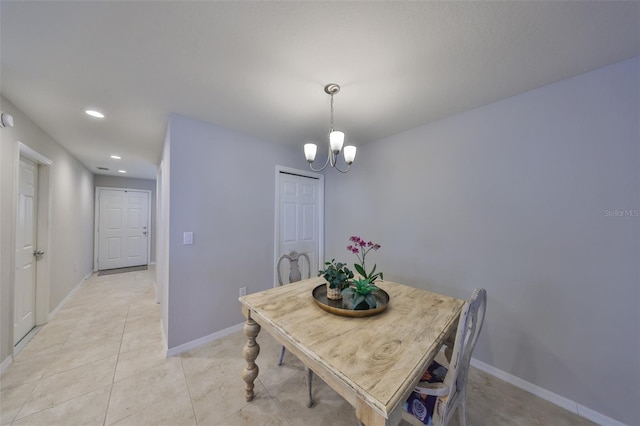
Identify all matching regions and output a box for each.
[0,112,14,128]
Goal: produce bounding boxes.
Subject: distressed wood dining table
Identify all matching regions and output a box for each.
[239,276,464,426]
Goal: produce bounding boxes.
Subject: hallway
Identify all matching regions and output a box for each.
[0,269,593,425]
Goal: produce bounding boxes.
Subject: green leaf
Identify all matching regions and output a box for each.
[353,295,365,309]
[354,264,366,277]
[365,294,377,309]
[341,288,355,297]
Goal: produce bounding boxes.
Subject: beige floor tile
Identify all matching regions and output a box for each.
[44,334,122,377]
[213,391,290,426]
[64,291,129,309]
[24,320,71,337]
[181,352,244,400]
[72,305,129,323]
[130,284,155,297]
[13,335,66,362]
[252,333,307,392]
[108,390,196,426]
[15,355,117,420]
[105,357,188,425]
[11,385,111,426]
[125,302,160,324]
[468,368,595,426]
[180,337,246,386]
[119,321,163,353]
[123,316,161,334]
[190,376,269,426]
[0,381,36,425]
[61,319,126,350]
[0,353,51,390]
[181,353,250,421]
[269,372,358,426]
[182,330,246,361]
[114,345,167,382]
[47,309,89,324]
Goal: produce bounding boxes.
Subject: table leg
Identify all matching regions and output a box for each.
[242,315,261,401]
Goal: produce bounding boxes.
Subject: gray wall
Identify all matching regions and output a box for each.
[324,57,640,425]
[162,114,307,349]
[0,95,95,365]
[94,175,157,263]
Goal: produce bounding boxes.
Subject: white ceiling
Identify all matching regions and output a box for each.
[1,1,638,180]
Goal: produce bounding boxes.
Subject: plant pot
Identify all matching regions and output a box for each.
[326,284,342,300]
[353,300,370,310]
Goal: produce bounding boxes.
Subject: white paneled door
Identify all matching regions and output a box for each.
[14,158,37,345]
[276,170,323,285]
[98,189,149,270]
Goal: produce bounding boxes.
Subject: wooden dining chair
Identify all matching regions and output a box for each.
[275,251,314,407]
[402,288,487,426]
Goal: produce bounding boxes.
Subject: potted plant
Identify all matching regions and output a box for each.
[318,259,353,300]
[341,277,380,310]
[347,236,383,283]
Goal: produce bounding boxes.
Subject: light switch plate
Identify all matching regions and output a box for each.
[183,232,193,245]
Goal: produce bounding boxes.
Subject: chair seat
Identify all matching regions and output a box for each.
[403,361,448,425]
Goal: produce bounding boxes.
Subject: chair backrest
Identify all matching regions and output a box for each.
[276,251,311,286]
[440,288,487,421]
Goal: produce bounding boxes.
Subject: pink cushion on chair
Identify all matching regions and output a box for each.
[402,361,448,425]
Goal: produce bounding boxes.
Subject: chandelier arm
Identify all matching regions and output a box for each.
[333,161,351,174]
[308,154,331,172]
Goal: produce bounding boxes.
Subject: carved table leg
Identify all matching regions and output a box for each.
[242,315,261,401]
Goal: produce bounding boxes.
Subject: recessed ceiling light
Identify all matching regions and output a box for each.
[118,170,127,174]
[110,155,121,159]
[85,110,105,118]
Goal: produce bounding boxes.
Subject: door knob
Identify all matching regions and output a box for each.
[33,250,45,256]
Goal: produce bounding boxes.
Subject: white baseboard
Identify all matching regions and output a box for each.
[470,358,627,426]
[160,319,168,356]
[166,322,244,357]
[576,404,628,426]
[0,355,13,376]
[49,271,93,320]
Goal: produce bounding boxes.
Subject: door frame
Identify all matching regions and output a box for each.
[274,166,324,287]
[13,142,52,349]
[94,187,152,271]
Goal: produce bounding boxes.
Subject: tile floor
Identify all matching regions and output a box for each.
[0,268,596,426]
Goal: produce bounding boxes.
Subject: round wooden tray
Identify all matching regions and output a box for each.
[312,284,389,317]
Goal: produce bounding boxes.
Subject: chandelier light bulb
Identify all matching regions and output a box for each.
[343,145,357,165]
[304,143,318,162]
[329,130,344,154]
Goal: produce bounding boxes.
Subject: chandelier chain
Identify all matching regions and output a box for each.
[330,93,334,131]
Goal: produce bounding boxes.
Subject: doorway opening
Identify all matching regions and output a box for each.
[94,187,152,271]
[13,142,52,350]
[274,166,324,287]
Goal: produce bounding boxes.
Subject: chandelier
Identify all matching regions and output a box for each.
[304,84,356,173]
